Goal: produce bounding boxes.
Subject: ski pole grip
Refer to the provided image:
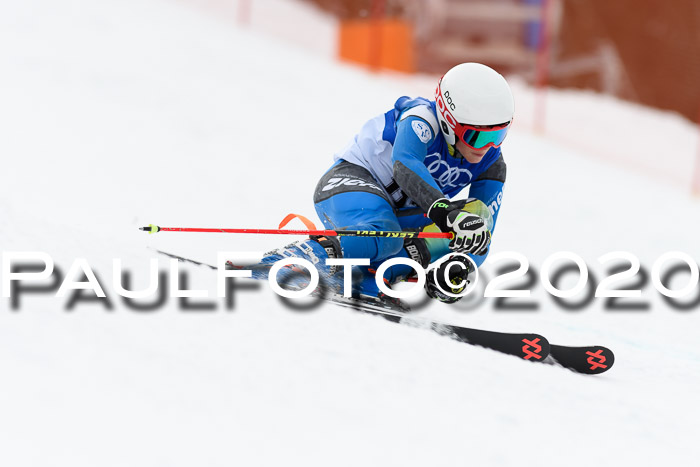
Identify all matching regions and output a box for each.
[139,224,161,234]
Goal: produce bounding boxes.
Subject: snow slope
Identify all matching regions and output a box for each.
[1,0,699,466]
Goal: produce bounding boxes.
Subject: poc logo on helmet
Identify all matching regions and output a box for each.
[435,86,458,131]
[444,90,456,111]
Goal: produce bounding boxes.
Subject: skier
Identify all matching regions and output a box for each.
[260,62,514,304]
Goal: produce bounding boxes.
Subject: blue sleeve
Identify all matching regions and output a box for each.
[391,116,445,210]
[469,178,504,235]
[465,158,506,268]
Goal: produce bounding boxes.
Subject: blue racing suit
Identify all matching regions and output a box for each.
[313,96,507,281]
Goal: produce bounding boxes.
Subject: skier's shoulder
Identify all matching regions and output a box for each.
[393,96,439,136]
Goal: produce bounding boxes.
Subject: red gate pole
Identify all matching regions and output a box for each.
[534,0,553,134]
[238,0,251,26]
[693,101,700,196]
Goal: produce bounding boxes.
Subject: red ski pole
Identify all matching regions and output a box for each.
[139,224,452,239]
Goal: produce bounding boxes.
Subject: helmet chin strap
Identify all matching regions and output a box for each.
[447,142,463,159]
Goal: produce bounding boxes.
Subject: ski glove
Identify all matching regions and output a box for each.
[425,254,473,304]
[428,198,491,255]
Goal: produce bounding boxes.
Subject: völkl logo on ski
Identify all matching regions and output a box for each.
[521,338,544,360]
[586,349,608,371]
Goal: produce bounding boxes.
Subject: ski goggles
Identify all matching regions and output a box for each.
[453,122,510,150]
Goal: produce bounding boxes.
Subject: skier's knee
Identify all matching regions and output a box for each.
[374,218,404,260]
[380,236,404,258]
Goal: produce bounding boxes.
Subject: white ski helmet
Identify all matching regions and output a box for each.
[435,63,515,146]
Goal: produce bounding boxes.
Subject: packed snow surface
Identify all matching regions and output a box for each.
[1,0,699,466]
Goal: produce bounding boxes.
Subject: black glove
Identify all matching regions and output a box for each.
[425,254,473,303]
[427,198,491,255]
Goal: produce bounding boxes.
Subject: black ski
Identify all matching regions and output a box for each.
[448,326,550,362]
[337,299,613,374]
[154,249,217,270]
[330,296,550,362]
[546,344,615,375]
[155,249,612,373]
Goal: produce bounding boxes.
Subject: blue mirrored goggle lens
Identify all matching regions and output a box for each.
[460,126,509,149]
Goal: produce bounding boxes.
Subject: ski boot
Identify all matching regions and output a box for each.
[342,265,410,313]
[226,235,342,292]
